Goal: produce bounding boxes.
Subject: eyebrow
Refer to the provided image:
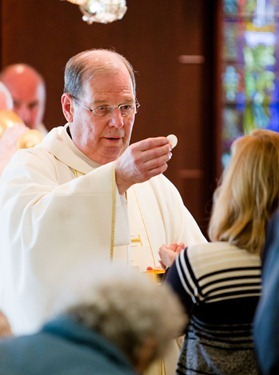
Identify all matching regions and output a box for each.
[92,98,135,106]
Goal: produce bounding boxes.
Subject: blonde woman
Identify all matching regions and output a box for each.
[159,129,279,375]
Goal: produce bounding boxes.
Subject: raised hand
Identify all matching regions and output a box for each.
[159,242,185,269]
[115,136,172,194]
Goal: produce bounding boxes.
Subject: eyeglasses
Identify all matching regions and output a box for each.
[72,96,140,118]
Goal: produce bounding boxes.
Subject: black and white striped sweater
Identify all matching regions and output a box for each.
[165,242,261,375]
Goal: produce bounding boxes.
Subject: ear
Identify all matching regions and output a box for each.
[61,93,74,122]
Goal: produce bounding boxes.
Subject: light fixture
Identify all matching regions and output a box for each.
[65,0,127,24]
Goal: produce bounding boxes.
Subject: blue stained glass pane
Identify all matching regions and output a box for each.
[224,0,238,16]
[221,0,279,168]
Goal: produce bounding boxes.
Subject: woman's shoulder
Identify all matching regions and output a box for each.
[180,241,260,276]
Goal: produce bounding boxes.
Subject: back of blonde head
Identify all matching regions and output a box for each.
[209,129,279,254]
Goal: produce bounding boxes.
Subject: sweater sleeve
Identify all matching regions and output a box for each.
[164,248,194,317]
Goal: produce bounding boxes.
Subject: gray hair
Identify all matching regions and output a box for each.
[63,49,136,98]
[64,266,186,368]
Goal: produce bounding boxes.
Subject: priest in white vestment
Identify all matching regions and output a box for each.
[0,49,206,373]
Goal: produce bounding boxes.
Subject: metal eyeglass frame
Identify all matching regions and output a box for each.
[71,95,140,117]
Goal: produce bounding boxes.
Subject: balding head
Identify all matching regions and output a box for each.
[64,49,136,99]
[0,64,46,130]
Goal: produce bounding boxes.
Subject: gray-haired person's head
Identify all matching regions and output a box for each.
[63,49,136,99]
[63,266,187,372]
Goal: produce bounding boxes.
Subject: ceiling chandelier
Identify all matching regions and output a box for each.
[65,0,127,24]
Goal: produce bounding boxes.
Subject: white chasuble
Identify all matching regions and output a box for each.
[127,187,161,272]
[0,125,206,375]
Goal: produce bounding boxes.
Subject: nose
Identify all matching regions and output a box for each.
[108,108,124,128]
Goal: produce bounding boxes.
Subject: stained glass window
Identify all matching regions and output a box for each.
[221,0,279,167]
